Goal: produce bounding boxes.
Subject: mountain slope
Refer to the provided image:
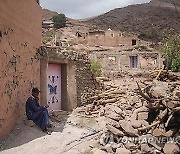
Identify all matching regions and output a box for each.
[85,0,180,41]
[42,9,58,20]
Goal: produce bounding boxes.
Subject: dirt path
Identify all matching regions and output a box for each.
[0,112,100,154]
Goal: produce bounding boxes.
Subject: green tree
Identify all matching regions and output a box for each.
[161,34,180,72]
[52,14,66,29]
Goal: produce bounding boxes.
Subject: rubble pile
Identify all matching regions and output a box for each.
[79,73,180,154]
[149,70,179,81]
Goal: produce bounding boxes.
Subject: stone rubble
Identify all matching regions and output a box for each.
[76,70,180,154]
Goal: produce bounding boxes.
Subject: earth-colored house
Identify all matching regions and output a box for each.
[90,50,163,72]
[76,28,142,47]
[0,0,42,139]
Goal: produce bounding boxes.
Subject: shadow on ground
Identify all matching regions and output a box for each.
[0,111,69,151]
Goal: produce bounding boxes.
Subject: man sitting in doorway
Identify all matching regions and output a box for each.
[25,87,52,135]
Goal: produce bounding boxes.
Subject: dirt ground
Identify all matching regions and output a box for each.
[0,111,100,154]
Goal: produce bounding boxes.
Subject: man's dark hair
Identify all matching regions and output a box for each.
[32,87,40,93]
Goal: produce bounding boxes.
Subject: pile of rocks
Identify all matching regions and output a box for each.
[79,74,180,154]
[149,70,179,81]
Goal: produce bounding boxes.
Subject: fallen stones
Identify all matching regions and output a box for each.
[163,143,180,154]
[77,71,180,154]
[152,128,165,137]
[116,147,131,154]
[119,120,138,137]
[90,148,107,154]
[124,143,137,151]
[106,124,124,136]
[105,117,120,128]
[137,112,148,120]
[105,110,123,121]
[130,119,142,129]
[140,144,152,153]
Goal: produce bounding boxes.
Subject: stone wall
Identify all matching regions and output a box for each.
[39,47,98,111]
[90,50,163,72]
[0,0,41,139]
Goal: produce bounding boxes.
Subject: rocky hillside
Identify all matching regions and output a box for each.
[85,0,180,41]
[155,0,180,6]
[42,9,58,20]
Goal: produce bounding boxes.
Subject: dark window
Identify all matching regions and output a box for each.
[132,39,137,46]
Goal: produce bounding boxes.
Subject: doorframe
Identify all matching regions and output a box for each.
[40,57,68,110]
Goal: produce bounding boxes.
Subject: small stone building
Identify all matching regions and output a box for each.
[39,47,97,111]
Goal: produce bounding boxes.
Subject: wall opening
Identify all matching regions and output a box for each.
[130,56,138,68]
[132,39,137,46]
[108,56,116,64]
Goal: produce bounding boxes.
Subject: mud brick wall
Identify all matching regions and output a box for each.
[0,0,41,139]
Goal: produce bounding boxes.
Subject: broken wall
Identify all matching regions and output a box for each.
[0,0,41,139]
[139,53,161,69]
[90,50,162,73]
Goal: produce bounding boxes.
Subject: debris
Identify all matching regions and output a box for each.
[149,70,179,81]
[119,120,138,136]
[76,71,180,154]
[106,124,124,136]
[90,148,107,154]
[163,143,180,154]
[116,147,131,154]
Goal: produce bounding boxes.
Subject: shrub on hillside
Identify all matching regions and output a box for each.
[52,14,66,29]
[161,34,180,72]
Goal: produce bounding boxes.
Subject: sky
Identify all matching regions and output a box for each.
[40,0,151,19]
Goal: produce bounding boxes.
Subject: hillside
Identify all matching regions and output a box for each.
[85,0,180,41]
[42,9,58,20]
